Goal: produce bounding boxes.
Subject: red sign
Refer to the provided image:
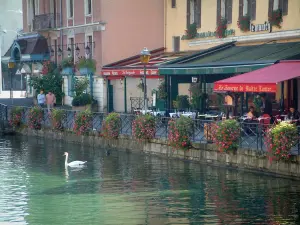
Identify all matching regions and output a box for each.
[213,83,277,93]
[101,69,159,76]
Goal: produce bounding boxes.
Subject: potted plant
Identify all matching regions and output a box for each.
[101,112,121,139]
[77,57,96,75]
[168,116,193,150]
[61,57,74,75]
[184,23,197,40]
[51,108,66,131]
[9,106,23,128]
[175,95,190,110]
[28,106,43,130]
[132,114,156,141]
[265,121,298,162]
[237,15,250,32]
[211,119,240,153]
[72,93,93,111]
[269,9,283,28]
[73,109,93,136]
[215,17,227,38]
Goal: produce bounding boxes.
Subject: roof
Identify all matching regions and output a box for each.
[213,60,300,93]
[159,41,300,75]
[4,33,49,57]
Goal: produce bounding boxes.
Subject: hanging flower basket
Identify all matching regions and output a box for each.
[79,67,93,75]
[215,17,227,38]
[237,15,250,32]
[269,9,283,28]
[62,67,74,75]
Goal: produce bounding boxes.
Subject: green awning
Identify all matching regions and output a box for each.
[159,41,300,76]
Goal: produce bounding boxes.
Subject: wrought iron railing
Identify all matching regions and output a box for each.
[33,13,60,31]
[1,104,300,155]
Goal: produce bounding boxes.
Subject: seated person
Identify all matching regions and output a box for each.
[247,106,258,119]
[287,106,300,121]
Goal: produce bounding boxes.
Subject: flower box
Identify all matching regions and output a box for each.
[62,67,74,75]
[79,68,93,75]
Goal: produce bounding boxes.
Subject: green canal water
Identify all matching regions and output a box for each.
[1,136,300,225]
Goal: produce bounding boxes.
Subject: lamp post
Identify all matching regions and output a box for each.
[140,47,151,111]
[8,59,15,105]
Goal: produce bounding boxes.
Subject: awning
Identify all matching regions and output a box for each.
[213,61,300,93]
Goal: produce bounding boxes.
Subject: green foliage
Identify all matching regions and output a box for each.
[175,95,190,110]
[237,15,250,32]
[269,9,283,28]
[190,83,202,110]
[74,77,89,96]
[168,116,193,149]
[185,23,197,39]
[265,122,298,161]
[28,62,64,104]
[101,112,121,139]
[9,106,23,127]
[77,57,96,72]
[157,81,167,99]
[61,57,74,68]
[216,17,227,38]
[73,110,93,135]
[132,114,156,141]
[51,109,66,131]
[253,95,262,112]
[72,93,92,106]
[212,120,240,152]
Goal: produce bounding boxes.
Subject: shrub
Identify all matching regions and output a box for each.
[168,116,193,150]
[73,110,93,135]
[132,114,156,141]
[237,15,250,32]
[265,122,298,161]
[212,119,240,152]
[9,106,23,128]
[51,109,66,131]
[269,9,283,28]
[101,112,121,139]
[72,93,92,106]
[28,107,43,130]
[175,95,190,110]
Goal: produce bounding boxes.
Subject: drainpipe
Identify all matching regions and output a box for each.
[60,0,63,58]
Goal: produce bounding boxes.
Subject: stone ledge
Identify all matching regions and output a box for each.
[17,128,300,179]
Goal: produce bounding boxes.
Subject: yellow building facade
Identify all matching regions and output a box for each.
[165,0,300,52]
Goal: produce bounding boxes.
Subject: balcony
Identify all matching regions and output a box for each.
[33,13,60,31]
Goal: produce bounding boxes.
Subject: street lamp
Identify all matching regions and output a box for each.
[140,47,151,111]
[8,58,15,104]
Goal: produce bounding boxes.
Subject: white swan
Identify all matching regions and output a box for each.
[63,152,87,168]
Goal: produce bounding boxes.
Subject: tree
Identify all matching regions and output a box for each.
[28,61,64,104]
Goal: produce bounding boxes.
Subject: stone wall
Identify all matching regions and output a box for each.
[18,128,300,179]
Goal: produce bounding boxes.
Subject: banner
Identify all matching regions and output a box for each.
[213,83,277,93]
[101,69,158,76]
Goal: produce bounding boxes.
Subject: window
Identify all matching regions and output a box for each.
[171,0,176,8]
[217,0,232,24]
[67,0,74,18]
[173,36,180,52]
[86,35,93,58]
[86,0,92,15]
[186,0,201,28]
[269,0,288,17]
[68,37,75,61]
[33,0,39,16]
[239,0,256,20]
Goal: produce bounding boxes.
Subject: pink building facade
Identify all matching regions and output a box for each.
[22,0,164,111]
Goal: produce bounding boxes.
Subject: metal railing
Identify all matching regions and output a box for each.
[1,104,300,155]
[33,13,60,31]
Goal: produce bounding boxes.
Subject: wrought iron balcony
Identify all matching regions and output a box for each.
[33,13,60,31]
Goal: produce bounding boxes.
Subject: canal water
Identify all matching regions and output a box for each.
[1,136,300,225]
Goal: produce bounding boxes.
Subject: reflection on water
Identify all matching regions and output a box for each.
[0,136,300,224]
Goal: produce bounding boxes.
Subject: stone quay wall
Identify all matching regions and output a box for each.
[17,128,300,179]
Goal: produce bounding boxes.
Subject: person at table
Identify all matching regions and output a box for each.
[260,93,272,117]
[287,106,300,121]
[247,106,258,119]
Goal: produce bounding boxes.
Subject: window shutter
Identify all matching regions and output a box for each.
[226,0,232,24]
[171,0,176,8]
[187,0,191,28]
[195,0,201,28]
[216,0,221,25]
[239,0,243,19]
[282,0,288,15]
[268,0,274,19]
[251,0,256,20]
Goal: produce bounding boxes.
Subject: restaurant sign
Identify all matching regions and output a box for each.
[101,69,159,76]
[213,83,277,93]
[181,29,235,40]
[250,22,271,33]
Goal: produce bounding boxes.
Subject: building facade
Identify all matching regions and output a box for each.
[165,0,300,52]
[21,0,164,111]
[0,0,23,98]
[161,0,300,113]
